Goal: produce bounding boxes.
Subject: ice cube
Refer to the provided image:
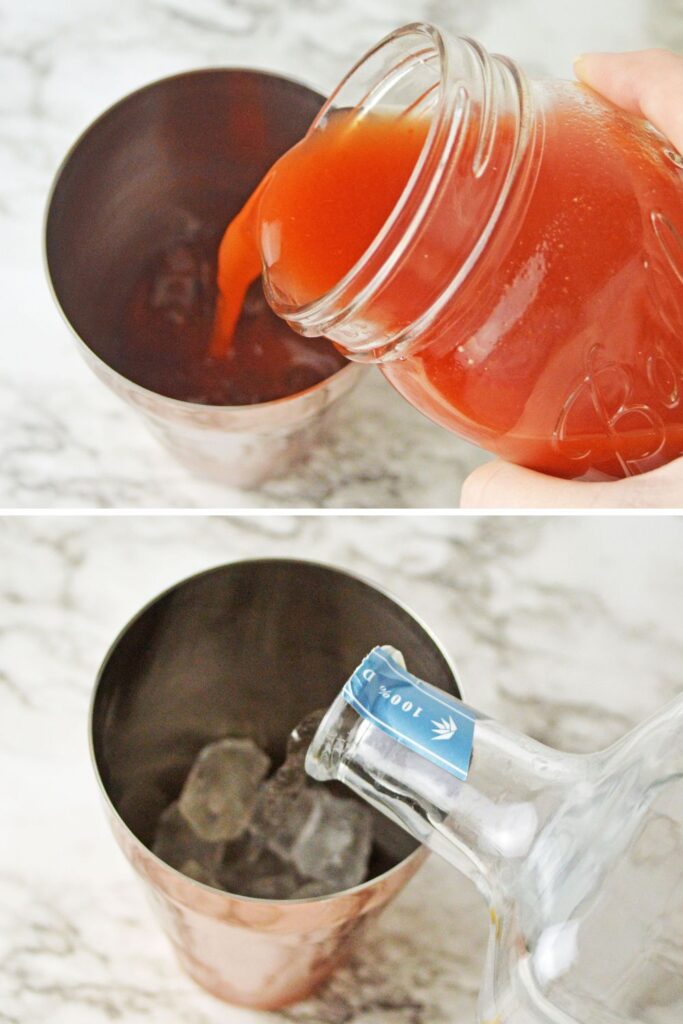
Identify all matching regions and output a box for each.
[164,244,196,275]
[180,859,216,885]
[250,764,319,858]
[237,869,303,900]
[178,738,270,842]
[151,271,196,311]
[243,871,303,900]
[219,833,304,899]
[291,788,373,890]
[291,878,336,899]
[250,757,373,891]
[152,801,224,880]
[241,280,268,318]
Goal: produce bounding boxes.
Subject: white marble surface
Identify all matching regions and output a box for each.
[2,0,682,507]
[2,514,682,1021]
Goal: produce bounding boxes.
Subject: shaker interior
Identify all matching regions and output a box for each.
[45,70,323,366]
[92,559,459,879]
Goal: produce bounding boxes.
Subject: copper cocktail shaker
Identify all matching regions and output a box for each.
[89,558,460,1008]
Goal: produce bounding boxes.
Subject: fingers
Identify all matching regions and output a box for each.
[460,460,614,508]
[574,49,683,155]
[460,457,683,509]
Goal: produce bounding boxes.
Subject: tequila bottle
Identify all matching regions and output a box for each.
[306,647,683,1024]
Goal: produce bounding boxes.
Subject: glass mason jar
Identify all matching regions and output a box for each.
[307,647,683,1024]
[264,24,683,480]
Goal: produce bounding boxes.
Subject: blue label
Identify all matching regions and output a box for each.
[343,648,477,781]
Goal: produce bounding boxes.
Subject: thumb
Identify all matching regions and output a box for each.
[460,457,683,509]
[573,49,683,156]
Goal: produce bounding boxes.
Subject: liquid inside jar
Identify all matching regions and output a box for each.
[212,81,683,479]
[211,109,429,356]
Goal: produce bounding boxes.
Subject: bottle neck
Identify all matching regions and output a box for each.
[307,649,582,900]
[271,24,541,362]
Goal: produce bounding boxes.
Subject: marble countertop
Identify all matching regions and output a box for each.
[2,514,682,1022]
[2,0,681,508]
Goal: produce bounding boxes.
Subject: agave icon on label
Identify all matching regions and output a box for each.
[431,716,459,742]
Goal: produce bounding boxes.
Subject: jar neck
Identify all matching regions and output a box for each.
[306,648,582,901]
[271,23,541,362]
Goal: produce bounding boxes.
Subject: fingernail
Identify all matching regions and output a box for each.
[573,54,586,76]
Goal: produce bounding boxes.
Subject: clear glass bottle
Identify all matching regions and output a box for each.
[306,647,683,1024]
[265,24,683,480]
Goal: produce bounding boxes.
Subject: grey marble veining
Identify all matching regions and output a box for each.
[1,515,682,1021]
[2,0,681,507]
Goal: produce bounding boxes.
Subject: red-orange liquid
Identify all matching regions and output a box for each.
[211,111,429,356]
[121,234,346,406]
[213,91,683,477]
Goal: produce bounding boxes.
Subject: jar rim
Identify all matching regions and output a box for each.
[266,22,452,337]
[266,24,538,362]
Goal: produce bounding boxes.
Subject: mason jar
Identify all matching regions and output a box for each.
[263,23,683,480]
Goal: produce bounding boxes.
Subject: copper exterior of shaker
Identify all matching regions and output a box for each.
[90,559,460,1008]
[109,808,425,1007]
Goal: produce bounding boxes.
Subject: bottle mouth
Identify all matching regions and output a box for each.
[265,22,453,348]
[304,689,350,782]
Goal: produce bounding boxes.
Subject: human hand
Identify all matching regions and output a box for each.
[460,456,683,508]
[461,48,683,510]
[574,48,683,154]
